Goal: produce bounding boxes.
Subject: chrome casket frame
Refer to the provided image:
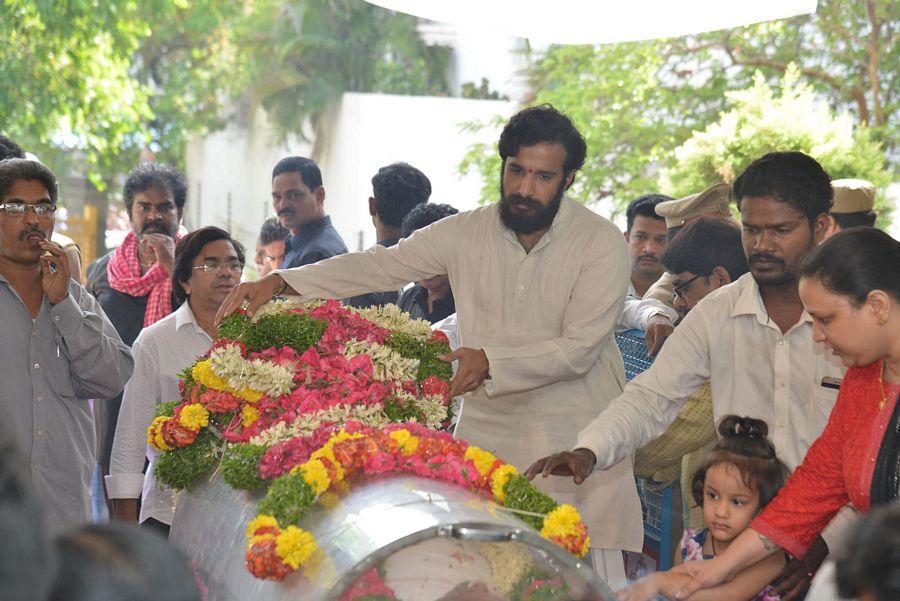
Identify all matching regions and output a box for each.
[170,473,617,600]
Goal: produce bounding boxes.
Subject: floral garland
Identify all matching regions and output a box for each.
[245,422,590,581]
[148,300,453,491]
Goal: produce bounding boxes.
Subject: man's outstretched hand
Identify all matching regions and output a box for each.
[524,448,596,485]
[215,273,291,326]
[644,314,674,358]
[439,347,489,397]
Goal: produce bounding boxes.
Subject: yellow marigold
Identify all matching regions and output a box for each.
[540,504,583,539]
[241,405,260,427]
[292,459,331,495]
[146,416,171,451]
[310,446,345,484]
[193,360,264,403]
[246,514,280,539]
[490,463,518,503]
[178,403,210,430]
[275,526,317,570]
[237,388,263,403]
[192,360,229,391]
[247,532,276,550]
[389,429,420,455]
[465,446,498,477]
[318,491,340,510]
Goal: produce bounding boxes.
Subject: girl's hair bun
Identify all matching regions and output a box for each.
[718,415,768,441]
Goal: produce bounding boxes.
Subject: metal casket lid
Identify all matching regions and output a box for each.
[171,474,617,600]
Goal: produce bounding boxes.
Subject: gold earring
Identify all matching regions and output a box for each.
[879,317,888,325]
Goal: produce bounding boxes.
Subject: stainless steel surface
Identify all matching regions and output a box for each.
[171,473,617,600]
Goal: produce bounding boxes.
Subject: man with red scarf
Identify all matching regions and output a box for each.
[86,163,187,500]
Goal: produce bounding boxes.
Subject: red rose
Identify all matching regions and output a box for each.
[421,376,450,400]
[161,418,199,448]
[429,330,450,346]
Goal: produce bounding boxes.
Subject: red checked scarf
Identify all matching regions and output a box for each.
[107,231,180,326]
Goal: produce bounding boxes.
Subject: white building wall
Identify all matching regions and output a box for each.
[186,93,513,257]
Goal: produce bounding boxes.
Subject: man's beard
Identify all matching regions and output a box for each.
[499,182,565,235]
[747,251,801,287]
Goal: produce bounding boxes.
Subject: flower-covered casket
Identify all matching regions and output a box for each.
[152,300,616,600]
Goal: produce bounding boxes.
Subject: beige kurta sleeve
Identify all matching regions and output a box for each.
[575,296,714,469]
[481,226,629,397]
[276,217,455,299]
[643,271,676,308]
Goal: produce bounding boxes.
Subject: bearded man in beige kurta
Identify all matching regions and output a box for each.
[216,105,643,584]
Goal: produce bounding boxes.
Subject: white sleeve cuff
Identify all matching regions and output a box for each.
[105,473,145,499]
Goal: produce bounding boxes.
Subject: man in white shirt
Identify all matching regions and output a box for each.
[528,152,849,600]
[618,193,679,356]
[107,227,245,535]
[216,105,641,587]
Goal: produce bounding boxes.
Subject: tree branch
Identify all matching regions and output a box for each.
[865,0,885,126]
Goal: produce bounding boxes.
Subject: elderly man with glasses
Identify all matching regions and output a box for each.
[106,227,245,535]
[0,158,133,532]
[107,227,244,536]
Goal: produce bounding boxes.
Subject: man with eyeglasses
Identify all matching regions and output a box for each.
[107,226,244,535]
[0,158,133,532]
[86,162,188,508]
[632,217,750,534]
[529,153,854,600]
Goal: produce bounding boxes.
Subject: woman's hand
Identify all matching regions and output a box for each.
[615,574,663,601]
[670,557,732,599]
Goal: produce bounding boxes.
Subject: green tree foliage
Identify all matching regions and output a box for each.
[662,67,892,224]
[232,0,450,141]
[1,1,151,183]
[1,0,448,183]
[460,0,897,213]
[0,0,238,186]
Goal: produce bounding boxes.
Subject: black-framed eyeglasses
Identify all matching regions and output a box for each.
[673,274,704,299]
[0,202,58,217]
[192,261,243,274]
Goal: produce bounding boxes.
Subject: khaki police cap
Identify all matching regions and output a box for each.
[655,183,733,229]
[831,179,875,214]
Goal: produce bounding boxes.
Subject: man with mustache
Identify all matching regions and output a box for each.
[107,227,244,536]
[528,152,853,600]
[619,194,679,357]
[216,105,640,587]
[86,162,187,505]
[0,158,133,532]
[625,194,670,298]
[271,156,347,269]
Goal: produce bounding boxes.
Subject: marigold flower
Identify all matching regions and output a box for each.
[540,504,583,538]
[178,403,210,430]
[292,458,331,495]
[490,463,518,503]
[464,446,497,477]
[539,504,590,557]
[389,429,420,455]
[274,526,317,570]
[146,416,171,451]
[241,405,260,427]
[247,532,276,550]
[246,514,280,539]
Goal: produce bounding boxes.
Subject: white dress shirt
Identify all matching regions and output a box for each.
[618,281,678,331]
[106,302,212,525]
[576,272,854,549]
[277,198,644,552]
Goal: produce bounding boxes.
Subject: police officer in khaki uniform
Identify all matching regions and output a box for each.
[827,178,877,234]
[643,183,736,309]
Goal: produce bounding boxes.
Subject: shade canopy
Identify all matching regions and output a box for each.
[364,0,818,45]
